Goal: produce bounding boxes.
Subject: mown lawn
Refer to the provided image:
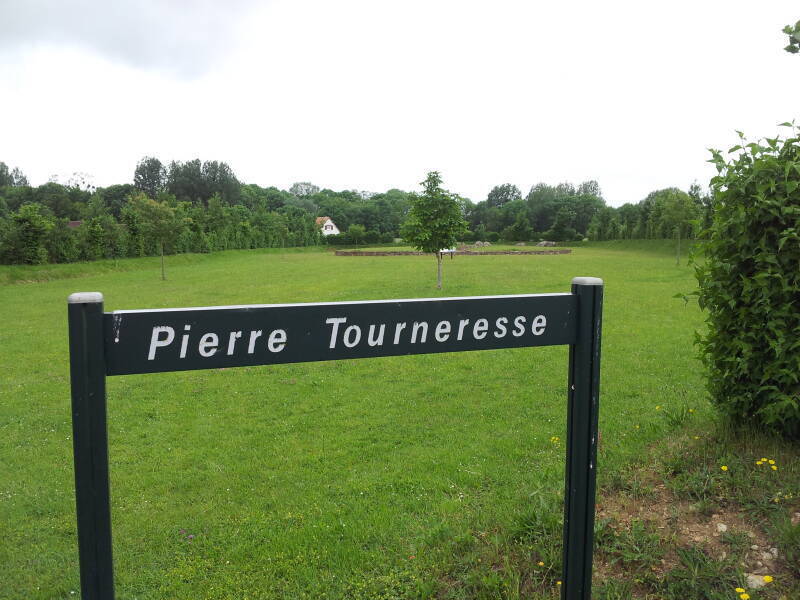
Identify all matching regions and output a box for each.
[1,243,711,598]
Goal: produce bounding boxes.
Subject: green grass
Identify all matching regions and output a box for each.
[0,246,328,286]
[0,241,750,598]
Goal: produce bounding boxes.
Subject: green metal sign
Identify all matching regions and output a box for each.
[68,277,603,599]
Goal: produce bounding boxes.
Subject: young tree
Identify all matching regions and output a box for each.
[347,223,366,245]
[660,188,697,265]
[9,203,53,264]
[401,171,467,289]
[129,193,180,280]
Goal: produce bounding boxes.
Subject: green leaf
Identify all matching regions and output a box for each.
[693,126,800,437]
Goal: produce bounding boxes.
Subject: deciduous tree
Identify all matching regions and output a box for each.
[289,182,320,198]
[657,188,697,264]
[347,223,366,245]
[134,156,167,199]
[129,192,180,279]
[0,162,29,187]
[401,171,467,289]
[9,203,53,264]
[486,183,521,208]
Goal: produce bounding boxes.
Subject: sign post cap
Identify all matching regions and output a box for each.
[571,277,603,286]
[68,292,104,304]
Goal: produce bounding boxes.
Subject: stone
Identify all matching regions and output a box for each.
[751,544,760,550]
[716,523,728,533]
[746,573,767,589]
[769,547,778,558]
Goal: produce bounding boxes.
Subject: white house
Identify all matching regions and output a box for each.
[316,216,340,236]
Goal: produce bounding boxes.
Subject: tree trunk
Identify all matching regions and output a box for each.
[160,241,166,280]
[436,252,442,289]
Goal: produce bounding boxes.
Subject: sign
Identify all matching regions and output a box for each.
[68,278,603,600]
[105,294,577,375]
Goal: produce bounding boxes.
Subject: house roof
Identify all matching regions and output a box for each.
[67,220,83,228]
[315,216,332,226]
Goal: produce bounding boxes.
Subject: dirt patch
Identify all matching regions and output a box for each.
[598,485,769,566]
[594,471,795,596]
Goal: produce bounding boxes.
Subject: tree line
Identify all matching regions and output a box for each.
[465,181,708,244]
[0,156,709,265]
[0,157,414,265]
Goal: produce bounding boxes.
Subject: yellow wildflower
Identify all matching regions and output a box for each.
[763,575,773,583]
[768,459,775,465]
[537,561,544,567]
[721,465,728,471]
[735,588,745,593]
[740,594,750,600]
[772,465,778,471]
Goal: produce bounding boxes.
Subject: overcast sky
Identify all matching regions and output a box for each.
[1,0,798,206]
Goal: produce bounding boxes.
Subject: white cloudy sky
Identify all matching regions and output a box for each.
[1,0,798,206]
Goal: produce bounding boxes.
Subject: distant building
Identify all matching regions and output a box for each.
[315,216,340,236]
[67,221,83,229]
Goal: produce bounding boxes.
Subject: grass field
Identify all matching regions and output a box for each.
[1,243,797,599]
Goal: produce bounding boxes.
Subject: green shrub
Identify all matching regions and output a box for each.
[695,125,800,438]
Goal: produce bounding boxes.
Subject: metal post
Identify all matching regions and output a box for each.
[562,277,603,600]
[68,292,115,600]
